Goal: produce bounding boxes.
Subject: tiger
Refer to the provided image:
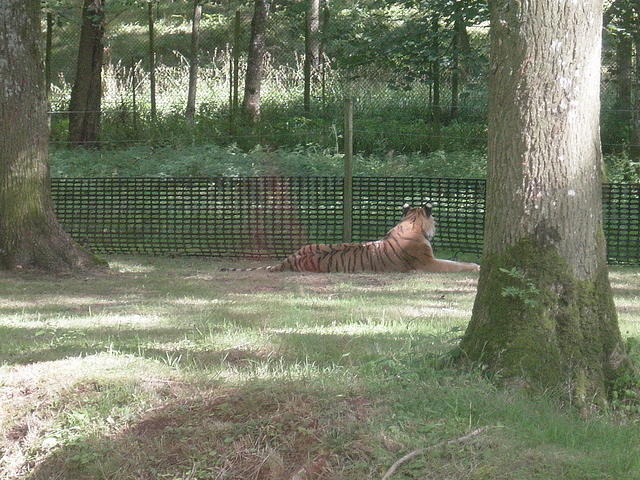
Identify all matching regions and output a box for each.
[220,203,480,273]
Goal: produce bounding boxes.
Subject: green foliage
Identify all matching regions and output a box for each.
[51,141,637,181]
[49,143,488,178]
[605,153,640,183]
[43,0,638,162]
[499,267,541,308]
[609,338,640,415]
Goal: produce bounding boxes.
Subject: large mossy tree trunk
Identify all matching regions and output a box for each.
[0,0,102,273]
[243,0,272,124]
[68,0,105,146]
[460,0,629,409]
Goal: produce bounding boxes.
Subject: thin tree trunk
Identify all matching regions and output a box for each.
[304,0,321,112]
[450,15,468,119]
[232,9,241,114]
[68,0,105,146]
[631,37,640,159]
[243,0,272,124]
[614,34,632,128]
[431,13,441,123]
[450,34,459,119]
[131,60,138,134]
[460,0,629,409]
[185,0,202,121]
[148,0,157,121]
[0,0,102,272]
[321,4,329,110]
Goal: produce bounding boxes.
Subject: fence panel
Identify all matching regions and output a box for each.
[52,177,640,264]
[52,177,343,257]
[603,183,640,265]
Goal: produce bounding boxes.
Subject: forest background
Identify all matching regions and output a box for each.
[44,0,640,182]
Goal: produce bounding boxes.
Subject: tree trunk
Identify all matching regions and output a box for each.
[304,0,321,112]
[450,14,469,119]
[185,0,202,121]
[68,0,105,146]
[148,0,157,121]
[320,4,329,109]
[243,0,272,124]
[614,34,632,128]
[45,11,53,98]
[459,0,629,409]
[430,12,441,123]
[631,36,640,160]
[232,9,241,115]
[0,0,102,273]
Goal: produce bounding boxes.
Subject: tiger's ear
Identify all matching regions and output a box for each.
[422,203,432,216]
[402,203,411,216]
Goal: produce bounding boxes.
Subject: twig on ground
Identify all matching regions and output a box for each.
[380,426,490,480]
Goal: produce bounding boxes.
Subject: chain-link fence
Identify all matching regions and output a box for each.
[42,1,640,162]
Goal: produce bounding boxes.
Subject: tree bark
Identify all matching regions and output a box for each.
[45,11,53,99]
[304,0,321,112]
[430,12,441,123]
[232,9,241,115]
[631,35,640,159]
[243,0,272,124]
[459,0,629,409]
[148,0,157,121]
[185,0,202,121]
[613,34,632,127]
[450,14,469,119]
[68,0,105,146]
[0,0,102,273]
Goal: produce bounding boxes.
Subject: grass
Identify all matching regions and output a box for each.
[48,142,490,178]
[0,257,639,479]
[48,141,640,183]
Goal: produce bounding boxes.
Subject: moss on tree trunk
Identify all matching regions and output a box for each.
[460,238,627,408]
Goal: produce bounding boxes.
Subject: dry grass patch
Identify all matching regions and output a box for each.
[25,384,375,480]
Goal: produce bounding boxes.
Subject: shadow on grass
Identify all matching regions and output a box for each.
[0,325,200,365]
[24,380,373,480]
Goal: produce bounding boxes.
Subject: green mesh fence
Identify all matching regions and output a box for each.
[51,177,640,264]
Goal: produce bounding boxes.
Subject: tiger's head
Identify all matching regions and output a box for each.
[401,203,436,241]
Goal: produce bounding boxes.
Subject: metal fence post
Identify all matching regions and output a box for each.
[343,98,353,242]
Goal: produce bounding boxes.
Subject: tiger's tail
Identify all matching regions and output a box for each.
[220,263,285,272]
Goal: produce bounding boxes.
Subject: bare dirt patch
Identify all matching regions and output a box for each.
[26,386,376,480]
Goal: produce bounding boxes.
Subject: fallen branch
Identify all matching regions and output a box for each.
[381,426,490,480]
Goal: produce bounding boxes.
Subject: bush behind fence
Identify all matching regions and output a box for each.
[51,176,640,265]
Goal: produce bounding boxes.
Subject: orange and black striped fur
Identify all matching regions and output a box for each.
[221,204,480,273]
